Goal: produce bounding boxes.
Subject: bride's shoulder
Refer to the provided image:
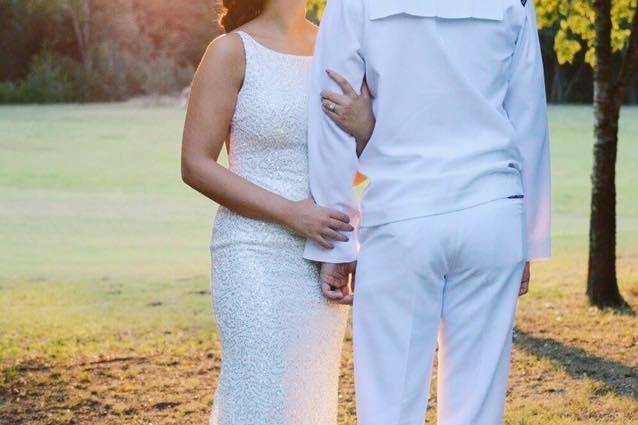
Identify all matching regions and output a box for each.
[195,34,246,87]
[205,33,245,63]
[200,33,246,70]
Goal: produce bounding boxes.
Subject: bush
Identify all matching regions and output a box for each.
[0,50,82,104]
[139,55,194,96]
[81,41,194,100]
[0,81,23,103]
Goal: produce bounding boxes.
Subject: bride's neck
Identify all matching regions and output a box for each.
[260,0,308,36]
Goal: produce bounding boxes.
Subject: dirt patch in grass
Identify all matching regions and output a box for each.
[1,350,219,425]
[2,318,637,425]
[2,257,637,425]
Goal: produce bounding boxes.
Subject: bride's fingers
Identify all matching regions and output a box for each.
[322,103,345,126]
[326,69,357,97]
[313,235,333,250]
[329,219,354,232]
[322,281,344,300]
[327,209,350,224]
[320,271,349,288]
[323,228,348,242]
[321,89,348,105]
[335,294,353,305]
[322,100,343,116]
[334,283,353,305]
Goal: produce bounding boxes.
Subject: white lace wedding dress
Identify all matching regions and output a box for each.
[209,31,348,425]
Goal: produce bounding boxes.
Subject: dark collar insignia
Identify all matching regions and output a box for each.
[521,0,527,5]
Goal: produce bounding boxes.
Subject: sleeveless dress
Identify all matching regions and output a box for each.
[209,31,348,425]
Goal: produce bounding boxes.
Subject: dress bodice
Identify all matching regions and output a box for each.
[229,31,313,202]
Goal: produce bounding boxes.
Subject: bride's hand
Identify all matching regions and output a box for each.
[321,70,375,157]
[283,199,354,249]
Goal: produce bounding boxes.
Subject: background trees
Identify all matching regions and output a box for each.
[0,0,221,102]
[537,0,638,309]
[2,0,637,103]
[1,0,637,309]
[307,0,326,22]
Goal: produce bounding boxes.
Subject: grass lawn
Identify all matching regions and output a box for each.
[0,104,637,424]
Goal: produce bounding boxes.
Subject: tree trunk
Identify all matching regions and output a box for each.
[587,0,627,309]
[67,0,92,73]
[588,103,626,308]
[550,66,564,102]
[564,60,587,101]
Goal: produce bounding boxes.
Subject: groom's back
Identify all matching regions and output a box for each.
[363,0,527,117]
[361,0,528,157]
[306,0,549,261]
[350,0,542,227]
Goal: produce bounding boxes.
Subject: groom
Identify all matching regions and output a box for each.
[303,0,551,424]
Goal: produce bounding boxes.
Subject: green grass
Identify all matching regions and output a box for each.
[0,104,637,424]
[0,104,228,284]
[1,104,637,283]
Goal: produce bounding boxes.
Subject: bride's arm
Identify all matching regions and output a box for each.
[181,35,353,249]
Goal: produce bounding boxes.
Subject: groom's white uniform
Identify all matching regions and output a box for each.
[304,0,551,424]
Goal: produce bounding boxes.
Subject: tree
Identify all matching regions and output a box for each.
[307,0,326,23]
[537,0,638,309]
[62,0,93,72]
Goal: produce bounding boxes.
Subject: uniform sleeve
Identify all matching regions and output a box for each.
[303,0,366,263]
[504,0,552,260]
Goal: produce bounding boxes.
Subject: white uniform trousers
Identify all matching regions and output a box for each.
[353,197,526,425]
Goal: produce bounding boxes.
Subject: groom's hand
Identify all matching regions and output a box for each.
[519,261,531,296]
[320,262,356,304]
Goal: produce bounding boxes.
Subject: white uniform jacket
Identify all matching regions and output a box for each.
[303,0,552,263]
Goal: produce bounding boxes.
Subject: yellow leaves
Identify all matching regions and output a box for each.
[307,0,327,20]
[537,0,637,67]
[585,46,597,66]
[537,0,563,27]
[612,0,638,23]
[610,0,636,51]
[612,28,632,50]
[555,28,583,64]
[308,0,636,68]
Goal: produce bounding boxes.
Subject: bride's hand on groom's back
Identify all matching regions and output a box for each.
[282,199,354,250]
[321,70,375,157]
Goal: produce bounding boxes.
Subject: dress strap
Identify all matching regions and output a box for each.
[234,31,258,61]
[233,31,258,88]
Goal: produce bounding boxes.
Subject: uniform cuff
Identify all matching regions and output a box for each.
[303,239,358,264]
[527,238,551,260]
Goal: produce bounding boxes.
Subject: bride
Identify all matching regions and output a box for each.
[180,0,374,423]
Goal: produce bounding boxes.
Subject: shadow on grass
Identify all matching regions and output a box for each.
[514,329,638,400]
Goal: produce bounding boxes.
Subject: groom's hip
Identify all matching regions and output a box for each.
[357,162,524,229]
[351,197,526,425]
[355,196,527,292]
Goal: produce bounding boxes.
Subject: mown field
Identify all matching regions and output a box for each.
[0,104,637,425]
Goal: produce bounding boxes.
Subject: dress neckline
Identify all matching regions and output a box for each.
[235,31,314,59]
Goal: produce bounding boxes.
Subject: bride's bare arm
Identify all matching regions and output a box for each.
[181,35,353,249]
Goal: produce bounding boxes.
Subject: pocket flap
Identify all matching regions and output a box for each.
[368,0,504,21]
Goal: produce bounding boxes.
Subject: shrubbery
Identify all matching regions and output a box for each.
[0,50,81,103]
[0,46,197,104]
[0,0,219,104]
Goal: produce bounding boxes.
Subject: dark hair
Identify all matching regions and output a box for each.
[219,0,267,32]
